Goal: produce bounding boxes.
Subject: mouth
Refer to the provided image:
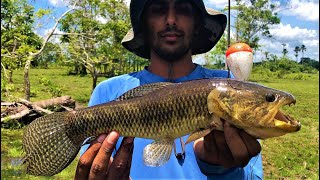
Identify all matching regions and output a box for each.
[160,32,183,42]
[273,100,301,132]
[161,33,180,41]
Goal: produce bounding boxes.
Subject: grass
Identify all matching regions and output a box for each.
[1,128,79,179]
[1,67,108,105]
[1,67,319,179]
[249,73,319,179]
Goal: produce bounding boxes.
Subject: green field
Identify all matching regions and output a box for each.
[1,67,319,179]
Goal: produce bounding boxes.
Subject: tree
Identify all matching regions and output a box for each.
[293,46,301,62]
[281,43,288,57]
[264,51,269,61]
[23,3,77,100]
[1,0,77,100]
[59,0,132,91]
[300,44,306,58]
[1,0,41,83]
[32,42,65,68]
[233,0,280,51]
[205,32,230,69]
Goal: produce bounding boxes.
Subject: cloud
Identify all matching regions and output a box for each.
[257,23,319,61]
[43,28,64,44]
[124,0,130,7]
[48,0,68,7]
[205,0,230,9]
[269,23,317,42]
[280,0,319,22]
[96,15,109,24]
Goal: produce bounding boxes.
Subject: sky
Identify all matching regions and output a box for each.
[32,0,319,63]
[204,0,319,62]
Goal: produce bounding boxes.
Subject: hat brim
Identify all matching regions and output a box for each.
[121,7,227,59]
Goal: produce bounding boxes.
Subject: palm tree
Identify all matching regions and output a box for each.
[294,46,301,62]
[282,43,288,57]
[283,48,288,57]
[264,51,269,61]
[301,44,306,58]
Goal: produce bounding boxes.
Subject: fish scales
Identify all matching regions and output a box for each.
[66,80,213,141]
[22,78,301,176]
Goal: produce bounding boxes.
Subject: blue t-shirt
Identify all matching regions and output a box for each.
[80,64,263,180]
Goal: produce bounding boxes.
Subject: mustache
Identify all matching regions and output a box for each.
[159,25,184,36]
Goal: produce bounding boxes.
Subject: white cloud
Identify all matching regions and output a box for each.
[124,0,130,7]
[96,15,109,24]
[280,0,319,21]
[205,0,230,9]
[257,23,319,61]
[44,28,64,44]
[302,39,319,47]
[49,0,68,7]
[269,23,317,42]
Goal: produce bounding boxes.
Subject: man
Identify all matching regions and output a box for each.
[75,0,263,179]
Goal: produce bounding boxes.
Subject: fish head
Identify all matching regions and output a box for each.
[207,80,301,139]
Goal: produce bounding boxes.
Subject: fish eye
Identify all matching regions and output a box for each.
[265,93,276,102]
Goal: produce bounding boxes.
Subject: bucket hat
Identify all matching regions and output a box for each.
[121,0,227,59]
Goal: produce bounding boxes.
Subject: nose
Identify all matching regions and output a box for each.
[166,7,177,25]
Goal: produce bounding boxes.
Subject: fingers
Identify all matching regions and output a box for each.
[239,130,261,157]
[223,121,251,167]
[74,132,134,180]
[212,130,234,167]
[89,131,120,180]
[107,137,134,180]
[194,120,262,169]
[75,134,108,180]
[203,131,218,153]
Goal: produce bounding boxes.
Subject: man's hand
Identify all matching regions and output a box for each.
[75,131,134,180]
[194,120,261,168]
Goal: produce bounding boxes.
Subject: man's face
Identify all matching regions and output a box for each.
[144,0,197,61]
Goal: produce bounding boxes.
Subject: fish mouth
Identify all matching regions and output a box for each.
[273,99,301,132]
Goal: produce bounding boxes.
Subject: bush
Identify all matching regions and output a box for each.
[38,77,63,97]
[283,73,310,80]
[255,57,318,74]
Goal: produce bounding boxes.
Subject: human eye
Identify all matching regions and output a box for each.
[149,2,168,15]
[175,3,193,16]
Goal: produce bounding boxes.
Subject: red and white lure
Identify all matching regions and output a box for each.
[226,43,253,81]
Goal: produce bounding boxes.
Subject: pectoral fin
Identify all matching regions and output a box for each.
[143,139,174,167]
[186,128,213,144]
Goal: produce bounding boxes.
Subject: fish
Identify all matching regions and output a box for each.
[22,78,301,176]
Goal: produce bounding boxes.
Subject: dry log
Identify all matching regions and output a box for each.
[1,109,30,122]
[1,102,17,106]
[60,105,74,111]
[1,96,76,123]
[18,98,53,115]
[33,96,75,108]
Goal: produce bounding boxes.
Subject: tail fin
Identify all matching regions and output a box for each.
[22,111,83,176]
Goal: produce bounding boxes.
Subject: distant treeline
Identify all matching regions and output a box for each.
[206,56,318,74]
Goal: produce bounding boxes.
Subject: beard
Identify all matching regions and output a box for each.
[146,25,194,62]
[152,41,191,62]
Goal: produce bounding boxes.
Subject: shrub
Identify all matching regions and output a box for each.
[38,77,63,97]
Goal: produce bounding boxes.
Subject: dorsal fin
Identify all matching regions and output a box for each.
[116,82,173,101]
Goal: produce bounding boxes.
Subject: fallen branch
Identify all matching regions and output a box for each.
[33,96,75,108]
[60,105,74,111]
[1,109,30,122]
[1,102,17,106]
[18,98,53,115]
[1,96,77,123]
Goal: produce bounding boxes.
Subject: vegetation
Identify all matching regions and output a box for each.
[1,67,319,179]
[232,0,280,50]
[249,75,319,179]
[1,0,318,179]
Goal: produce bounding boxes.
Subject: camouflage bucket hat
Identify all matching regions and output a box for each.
[121,0,227,59]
